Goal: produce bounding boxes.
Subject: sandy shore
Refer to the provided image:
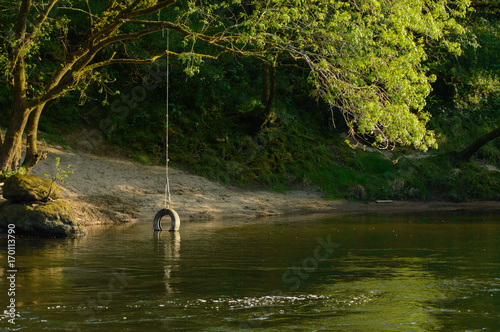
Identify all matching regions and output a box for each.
[1,144,498,226]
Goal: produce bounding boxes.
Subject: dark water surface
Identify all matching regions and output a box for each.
[1,211,499,331]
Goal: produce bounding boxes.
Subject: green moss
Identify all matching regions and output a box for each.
[3,174,62,202]
[0,201,85,238]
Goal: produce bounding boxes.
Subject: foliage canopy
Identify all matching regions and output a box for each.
[185,0,470,151]
[0,0,470,176]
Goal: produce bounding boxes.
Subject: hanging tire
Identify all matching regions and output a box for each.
[153,208,180,232]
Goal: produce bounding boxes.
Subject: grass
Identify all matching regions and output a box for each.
[39,133,73,151]
[131,153,155,165]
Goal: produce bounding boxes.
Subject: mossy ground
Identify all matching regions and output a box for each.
[0,200,85,238]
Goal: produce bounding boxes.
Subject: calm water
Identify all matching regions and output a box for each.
[1,211,499,331]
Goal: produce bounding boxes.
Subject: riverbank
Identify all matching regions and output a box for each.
[2,144,499,226]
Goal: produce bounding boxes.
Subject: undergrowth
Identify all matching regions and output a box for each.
[102,96,499,202]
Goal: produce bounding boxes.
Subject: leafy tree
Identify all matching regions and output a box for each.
[0,0,469,176]
[0,0,212,174]
[428,1,500,159]
[193,0,470,150]
[455,127,500,161]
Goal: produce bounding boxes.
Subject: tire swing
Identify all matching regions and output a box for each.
[153,208,180,232]
[154,27,180,232]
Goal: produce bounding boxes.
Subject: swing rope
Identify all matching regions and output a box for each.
[163,26,172,209]
[153,22,180,232]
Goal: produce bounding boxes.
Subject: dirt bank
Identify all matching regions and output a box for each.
[1,144,498,226]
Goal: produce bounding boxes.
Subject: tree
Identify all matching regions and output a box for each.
[0,0,216,175]
[455,127,500,161]
[427,1,499,161]
[192,0,470,150]
[0,0,470,176]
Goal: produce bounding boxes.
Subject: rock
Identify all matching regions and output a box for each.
[350,184,366,199]
[3,174,62,202]
[0,200,86,238]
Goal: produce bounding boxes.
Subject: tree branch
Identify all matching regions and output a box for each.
[123,19,212,41]
[455,127,500,162]
[29,38,228,110]
[31,2,166,100]
[9,0,31,77]
[17,0,58,52]
[126,18,247,43]
[30,0,58,36]
[88,1,175,49]
[105,0,117,12]
[125,0,176,19]
[83,0,94,26]
[58,6,99,20]
[86,50,224,71]
[93,26,169,50]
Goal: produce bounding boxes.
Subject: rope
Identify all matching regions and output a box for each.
[163,26,172,209]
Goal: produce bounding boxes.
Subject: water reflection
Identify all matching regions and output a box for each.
[154,231,181,294]
[154,230,181,259]
[0,212,499,331]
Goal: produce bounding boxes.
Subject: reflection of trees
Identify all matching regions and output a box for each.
[311,218,500,330]
[4,238,81,307]
[321,255,446,330]
[3,216,497,330]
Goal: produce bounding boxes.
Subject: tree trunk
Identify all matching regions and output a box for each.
[262,61,270,106]
[0,0,32,175]
[261,61,276,127]
[0,55,31,174]
[455,127,500,162]
[23,103,48,172]
[0,105,31,173]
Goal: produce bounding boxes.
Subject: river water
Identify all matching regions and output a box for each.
[1,211,499,331]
